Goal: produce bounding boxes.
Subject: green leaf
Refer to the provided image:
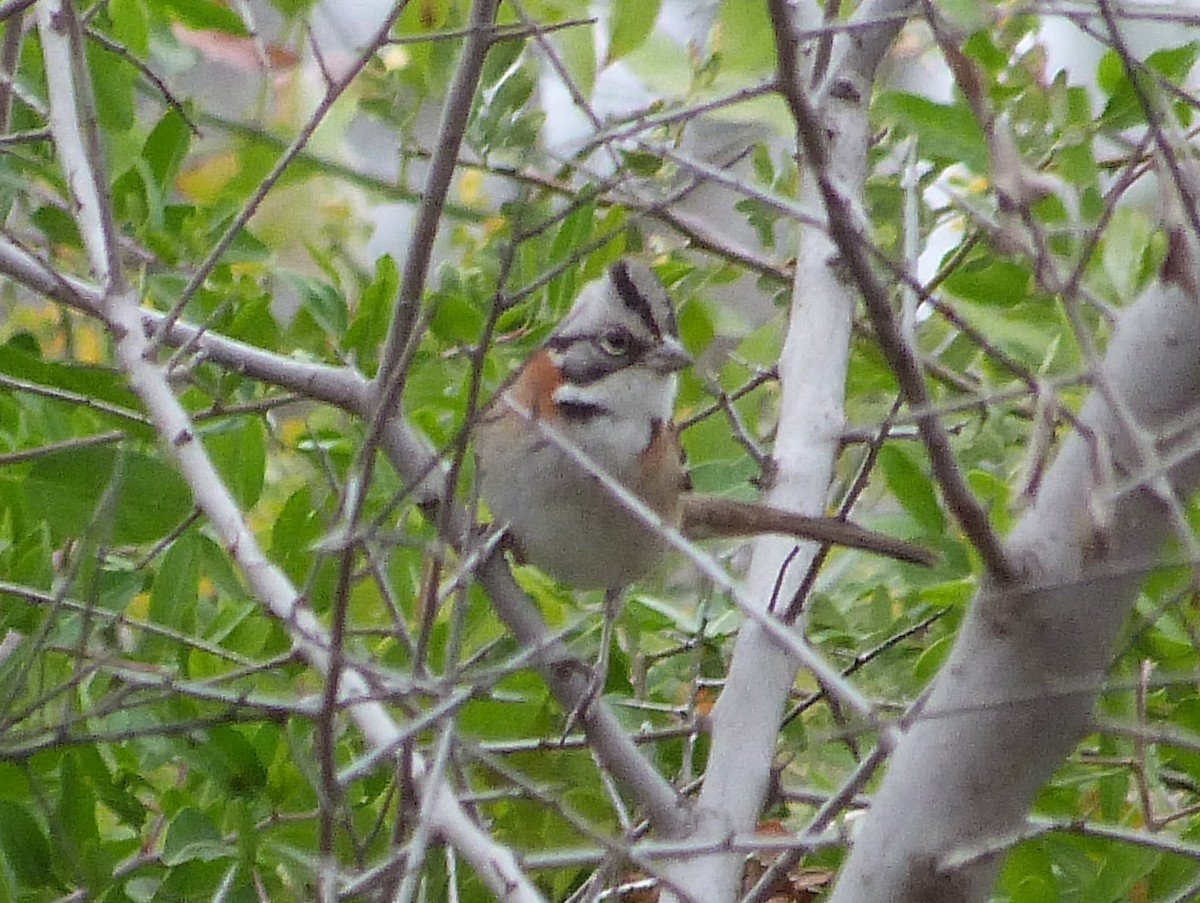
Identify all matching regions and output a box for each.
[878,444,946,534]
[940,258,1032,306]
[112,164,150,232]
[716,0,776,76]
[1096,47,1126,95]
[1097,45,1199,130]
[602,632,633,696]
[225,296,279,350]
[935,0,992,33]
[556,19,596,98]
[31,204,83,250]
[109,0,150,55]
[1001,842,1060,903]
[1084,841,1159,902]
[965,469,1012,535]
[1102,206,1152,300]
[678,293,715,356]
[1149,41,1200,82]
[0,341,140,416]
[204,417,266,509]
[469,63,539,153]
[25,447,192,545]
[150,530,201,632]
[1098,74,1149,130]
[57,753,104,884]
[145,0,248,34]
[479,30,526,90]
[625,595,686,633]
[161,808,231,866]
[0,802,51,888]
[736,197,779,250]
[751,142,775,184]
[1,525,53,611]
[272,486,323,583]
[921,577,976,608]
[608,0,660,64]
[87,41,136,132]
[180,724,271,798]
[430,282,486,346]
[143,108,192,192]
[218,224,271,264]
[874,93,988,173]
[190,602,268,675]
[75,745,146,830]
[0,763,29,802]
[548,199,599,293]
[912,632,953,682]
[344,255,398,373]
[288,275,348,341]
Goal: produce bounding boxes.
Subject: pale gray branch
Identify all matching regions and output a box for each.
[829,279,1200,902]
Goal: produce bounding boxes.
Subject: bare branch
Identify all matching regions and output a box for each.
[658,2,922,900]
[829,278,1200,902]
[773,0,1014,582]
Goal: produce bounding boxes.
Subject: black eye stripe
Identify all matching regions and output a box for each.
[551,333,652,386]
[611,261,663,342]
[558,347,638,385]
[549,332,648,357]
[562,363,619,385]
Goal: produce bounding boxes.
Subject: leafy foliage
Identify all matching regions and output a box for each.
[0,1,1197,901]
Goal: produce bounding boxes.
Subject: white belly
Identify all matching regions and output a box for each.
[479,437,668,589]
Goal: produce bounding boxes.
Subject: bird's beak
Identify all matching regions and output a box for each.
[645,336,692,374]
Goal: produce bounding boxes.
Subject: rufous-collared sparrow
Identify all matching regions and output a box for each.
[475,259,933,592]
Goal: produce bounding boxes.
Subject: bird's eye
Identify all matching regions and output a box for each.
[598,330,632,356]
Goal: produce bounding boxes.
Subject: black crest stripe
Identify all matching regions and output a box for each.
[610,261,661,341]
[660,283,679,338]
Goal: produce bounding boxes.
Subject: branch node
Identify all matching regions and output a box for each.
[829,76,862,104]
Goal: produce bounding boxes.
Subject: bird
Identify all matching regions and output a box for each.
[474,258,935,593]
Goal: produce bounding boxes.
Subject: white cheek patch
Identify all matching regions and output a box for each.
[659,373,679,420]
[554,370,675,417]
[552,381,613,416]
